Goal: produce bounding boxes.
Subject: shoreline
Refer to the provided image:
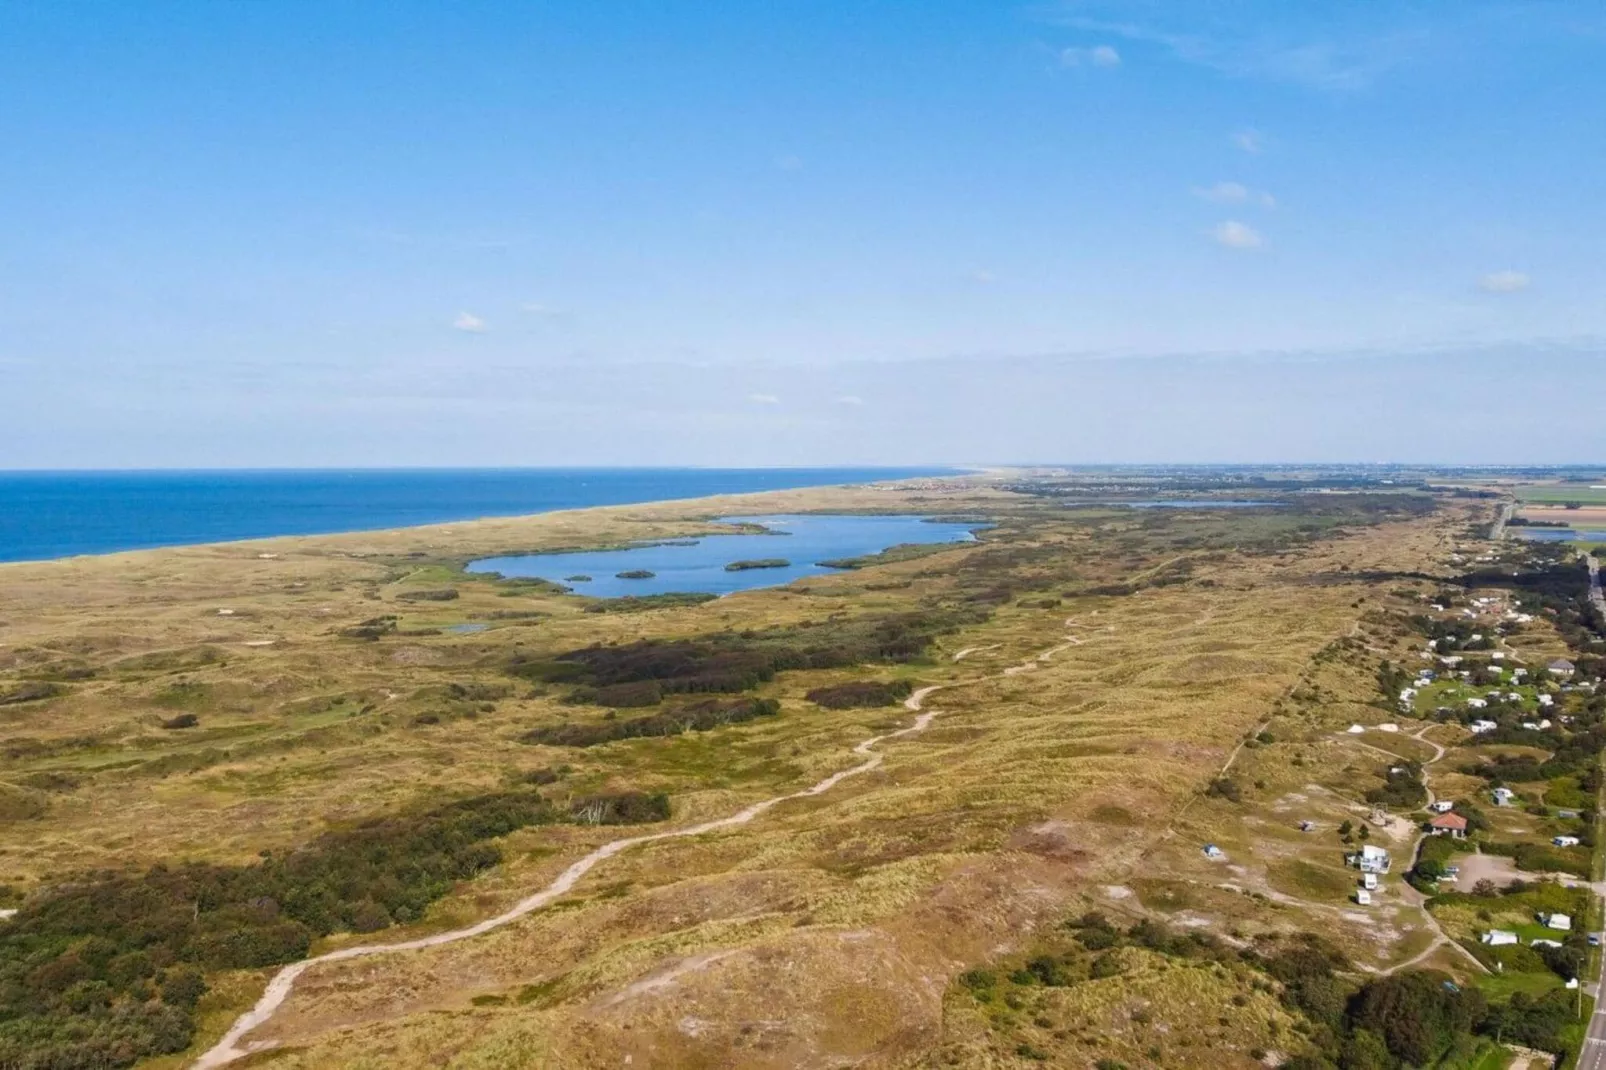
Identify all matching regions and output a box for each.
[0,470,990,571]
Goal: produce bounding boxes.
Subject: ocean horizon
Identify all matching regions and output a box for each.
[0,467,957,564]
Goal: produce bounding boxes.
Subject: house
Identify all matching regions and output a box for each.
[1355,889,1372,905]
[1544,913,1572,931]
[1550,659,1576,677]
[1467,698,1488,710]
[1567,977,1581,990]
[1299,820,1316,832]
[1553,836,1581,848]
[1492,787,1515,806]
[1491,652,1506,662]
[1522,721,1540,731]
[1346,724,1366,734]
[1532,939,1563,948]
[1429,800,1455,813]
[1538,694,1553,707]
[1362,872,1379,891]
[1428,813,1469,838]
[1482,930,1519,946]
[1350,844,1392,873]
[1557,809,1579,819]
[1203,844,1225,860]
[1378,723,1400,733]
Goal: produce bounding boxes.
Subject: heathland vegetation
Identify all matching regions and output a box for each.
[2,470,1593,1068]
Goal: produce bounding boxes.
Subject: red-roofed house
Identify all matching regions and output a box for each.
[1428,812,1468,839]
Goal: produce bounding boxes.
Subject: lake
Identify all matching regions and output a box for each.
[466,514,984,597]
[1515,528,1606,542]
[0,467,954,563]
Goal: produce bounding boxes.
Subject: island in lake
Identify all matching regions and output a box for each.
[615,569,655,579]
[724,558,790,571]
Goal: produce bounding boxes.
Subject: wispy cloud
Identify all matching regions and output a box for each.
[747,393,780,405]
[1478,270,1531,294]
[1194,181,1275,208]
[774,153,804,171]
[453,312,488,333]
[1210,220,1263,250]
[835,395,866,407]
[1060,44,1121,67]
[1232,129,1264,154]
[1052,7,1426,91]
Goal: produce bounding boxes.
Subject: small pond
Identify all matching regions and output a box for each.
[466,514,985,598]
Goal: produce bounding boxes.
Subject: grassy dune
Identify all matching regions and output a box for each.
[0,477,1483,1068]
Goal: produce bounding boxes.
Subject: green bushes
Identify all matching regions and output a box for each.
[395,588,459,602]
[0,682,63,706]
[522,697,780,747]
[1365,761,1427,810]
[579,592,719,614]
[0,786,670,1068]
[804,680,913,709]
[515,608,982,698]
[615,569,655,580]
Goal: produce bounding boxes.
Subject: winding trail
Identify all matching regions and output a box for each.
[195,686,954,1066]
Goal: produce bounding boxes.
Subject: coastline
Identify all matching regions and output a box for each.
[0,467,971,566]
[0,471,992,574]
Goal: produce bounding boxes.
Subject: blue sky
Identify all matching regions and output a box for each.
[1,1,1602,466]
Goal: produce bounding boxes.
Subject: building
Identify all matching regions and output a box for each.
[1492,787,1515,806]
[1203,844,1224,860]
[1469,718,1498,733]
[1544,913,1572,931]
[1362,872,1379,891]
[1482,930,1518,946]
[1550,659,1576,677]
[1349,844,1392,874]
[1429,800,1455,813]
[1428,813,1469,838]
[1553,836,1581,848]
[1355,889,1372,905]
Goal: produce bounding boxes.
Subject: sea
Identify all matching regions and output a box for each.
[0,468,955,564]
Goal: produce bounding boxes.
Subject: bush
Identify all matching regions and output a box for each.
[159,714,199,730]
[522,697,781,748]
[804,680,914,709]
[0,785,671,1067]
[395,588,459,602]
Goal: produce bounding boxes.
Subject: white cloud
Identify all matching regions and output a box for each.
[835,395,866,407]
[453,312,488,333]
[1194,182,1276,209]
[1210,220,1263,249]
[1232,129,1264,154]
[519,302,560,316]
[1196,181,1249,203]
[774,153,804,171]
[1060,44,1121,67]
[970,269,996,284]
[1478,271,1530,294]
[747,393,780,405]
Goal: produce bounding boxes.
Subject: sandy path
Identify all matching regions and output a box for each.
[193,616,1093,1068]
[194,684,953,1066]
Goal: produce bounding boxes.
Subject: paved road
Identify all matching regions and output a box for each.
[1588,553,1604,619]
[1580,982,1606,1070]
[1492,500,1515,541]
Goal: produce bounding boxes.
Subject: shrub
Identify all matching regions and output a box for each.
[522,697,781,748]
[804,680,914,709]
